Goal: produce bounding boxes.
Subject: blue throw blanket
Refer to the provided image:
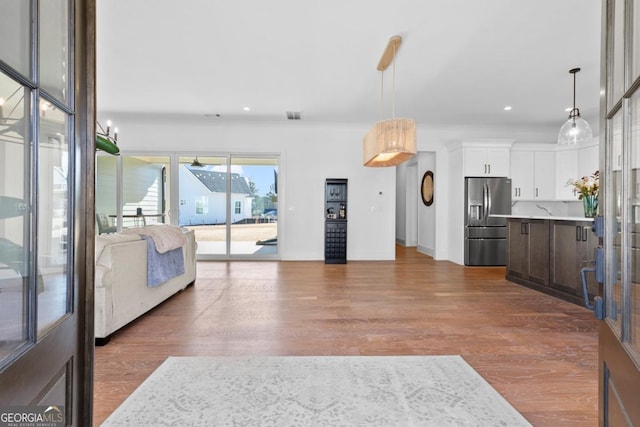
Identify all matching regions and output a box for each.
[143,236,185,287]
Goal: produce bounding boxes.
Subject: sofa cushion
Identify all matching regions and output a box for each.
[95,232,142,262]
[122,224,187,253]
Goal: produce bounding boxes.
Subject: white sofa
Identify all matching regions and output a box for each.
[94,227,196,342]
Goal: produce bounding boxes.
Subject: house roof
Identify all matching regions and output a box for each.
[188,169,251,195]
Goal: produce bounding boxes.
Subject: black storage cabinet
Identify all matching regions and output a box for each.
[324,178,347,264]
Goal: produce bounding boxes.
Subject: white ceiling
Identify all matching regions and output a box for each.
[96,1,602,140]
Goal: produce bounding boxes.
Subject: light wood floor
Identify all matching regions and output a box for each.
[93,246,598,426]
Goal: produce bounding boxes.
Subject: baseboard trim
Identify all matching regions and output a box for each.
[417,245,434,257]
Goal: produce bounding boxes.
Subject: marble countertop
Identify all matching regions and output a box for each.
[490,214,594,222]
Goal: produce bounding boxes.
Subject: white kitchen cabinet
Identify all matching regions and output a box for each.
[510,150,555,200]
[555,149,579,200]
[510,151,534,199]
[534,151,556,199]
[464,146,510,176]
[554,142,599,201]
[578,144,599,177]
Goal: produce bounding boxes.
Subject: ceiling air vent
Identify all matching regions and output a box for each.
[286,111,302,120]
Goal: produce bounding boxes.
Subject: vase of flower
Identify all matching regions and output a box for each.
[582,194,598,218]
[567,171,599,218]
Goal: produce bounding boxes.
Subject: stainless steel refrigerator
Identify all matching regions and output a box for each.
[464,177,512,266]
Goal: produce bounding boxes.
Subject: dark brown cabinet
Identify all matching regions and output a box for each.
[549,220,599,299]
[506,217,599,306]
[506,219,528,278]
[506,219,549,286]
[324,179,347,264]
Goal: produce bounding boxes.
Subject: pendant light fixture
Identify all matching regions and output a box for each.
[557,68,592,145]
[96,120,120,155]
[190,157,204,168]
[363,35,416,167]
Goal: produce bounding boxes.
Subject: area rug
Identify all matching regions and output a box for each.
[101,355,531,426]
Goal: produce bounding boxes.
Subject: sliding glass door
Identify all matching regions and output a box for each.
[178,156,228,256]
[96,153,279,260]
[229,157,278,256]
[178,155,279,259]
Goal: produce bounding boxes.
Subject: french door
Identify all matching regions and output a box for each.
[0,0,94,425]
[600,0,640,425]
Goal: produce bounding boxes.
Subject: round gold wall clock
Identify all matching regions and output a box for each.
[421,171,434,206]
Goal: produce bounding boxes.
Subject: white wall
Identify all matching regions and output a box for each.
[405,162,418,247]
[105,114,587,263]
[103,115,397,261]
[447,148,465,265]
[416,152,436,257]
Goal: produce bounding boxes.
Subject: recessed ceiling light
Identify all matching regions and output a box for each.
[243,106,251,112]
[503,106,512,111]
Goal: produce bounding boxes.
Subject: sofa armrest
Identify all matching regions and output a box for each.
[94,229,196,340]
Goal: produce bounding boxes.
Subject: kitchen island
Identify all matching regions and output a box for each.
[492,214,599,307]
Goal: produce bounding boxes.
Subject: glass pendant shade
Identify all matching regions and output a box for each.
[363,118,417,167]
[558,67,592,145]
[557,113,592,145]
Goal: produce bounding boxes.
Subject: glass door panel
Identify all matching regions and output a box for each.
[610,0,625,109]
[178,156,228,256]
[120,155,170,228]
[630,91,640,357]
[229,157,278,256]
[601,1,640,424]
[634,0,640,82]
[0,74,29,362]
[610,112,624,337]
[37,98,69,334]
[39,0,70,106]
[0,1,31,77]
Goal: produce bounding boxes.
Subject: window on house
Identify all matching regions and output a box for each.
[195,200,204,214]
[234,201,241,214]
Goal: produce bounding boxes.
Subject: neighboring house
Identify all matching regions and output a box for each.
[178,166,253,226]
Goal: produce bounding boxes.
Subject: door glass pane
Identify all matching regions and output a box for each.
[610,112,623,335]
[37,99,69,334]
[0,0,31,76]
[634,0,640,82]
[121,156,169,229]
[179,156,228,256]
[230,157,278,256]
[40,0,70,105]
[630,91,640,357]
[0,74,29,361]
[611,0,625,108]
